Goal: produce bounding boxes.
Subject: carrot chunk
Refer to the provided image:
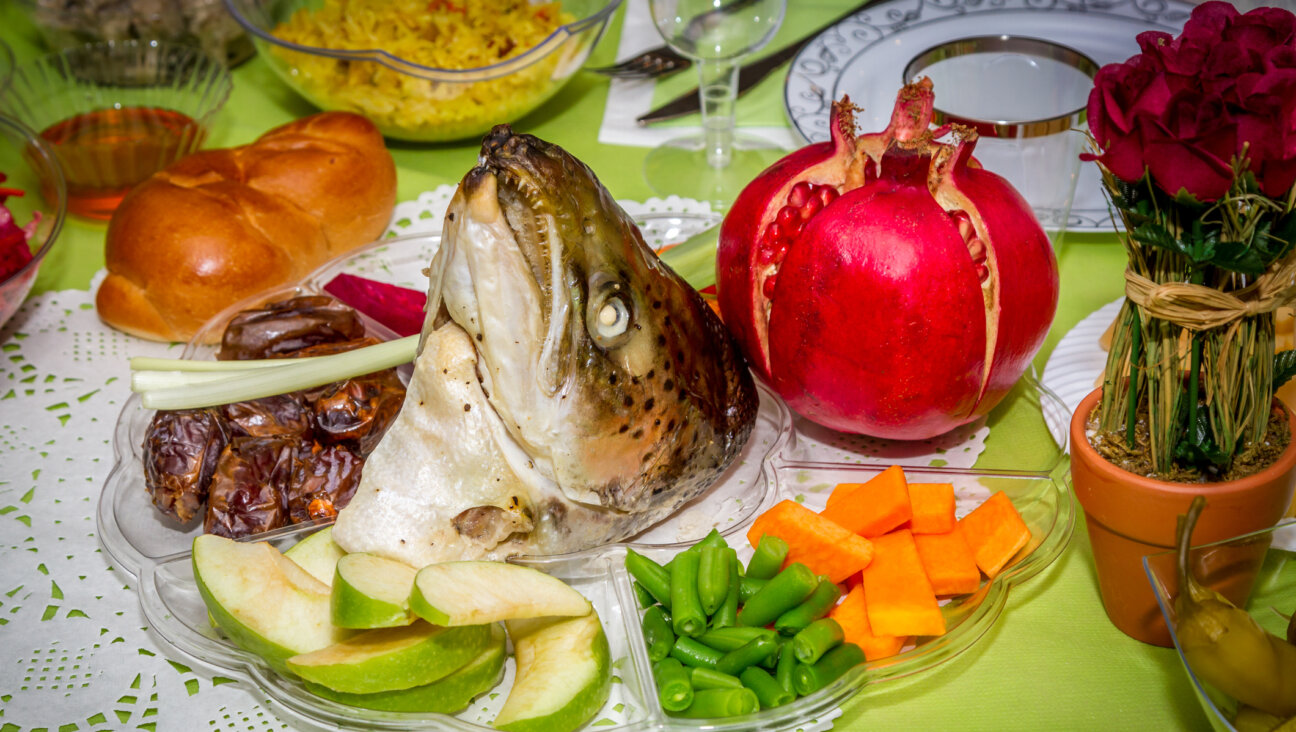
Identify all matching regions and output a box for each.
[821,465,911,538]
[958,491,1031,579]
[907,482,956,534]
[862,529,946,637]
[912,526,981,596]
[830,583,907,661]
[746,500,874,584]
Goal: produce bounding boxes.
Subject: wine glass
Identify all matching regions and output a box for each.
[644,0,788,210]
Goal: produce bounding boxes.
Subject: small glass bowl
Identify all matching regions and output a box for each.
[1144,521,1296,731]
[16,0,254,67]
[0,39,232,220]
[0,113,67,332]
[223,0,622,142]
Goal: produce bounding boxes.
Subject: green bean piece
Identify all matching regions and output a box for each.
[775,577,842,635]
[632,581,656,609]
[746,534,790,580]
[670,549,707,637]
[740,666,795,709]
[759,637,783,669]
[626,549,672,610]
[775,641,799,694]
[711,547,740,629]
[698,626,778,652]
[793,642,866,697]
[698,545,731,617]
[690,666,744,690]
[641,605,676,663]
[737,562,819,628]
[670,636,725,669]
[715,635,779,676]
[652,657,694,712]
[676,688,759,718]
[695,528,729,552]
[738,575,768,603]
[793,617,846,665]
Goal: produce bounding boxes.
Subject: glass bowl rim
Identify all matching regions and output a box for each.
[222,0,624,81]
[0,113,67,288]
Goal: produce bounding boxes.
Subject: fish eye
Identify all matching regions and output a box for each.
[596,296,631,339]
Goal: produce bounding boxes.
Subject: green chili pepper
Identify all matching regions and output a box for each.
[740,666,794,709]
[632,581,656,609]
[746,534,790,580]
[1174,496,1296,717]
[670,636,725,669]
[737,562,818,628]
[793,617,846,665]
[794,642,865,696]
[775,641,799,694]
[698,545,731,617]
[698,626,778,652]
[626,549,672,610]
[775,577,842,635]
[711,547,740,629]
[716,635,779,676]
[739,575,768,603]
[670,549,707,638]
[690,666,744,690]
[652,657,694,712]
[641,605,675,663]
[676,688,759,718]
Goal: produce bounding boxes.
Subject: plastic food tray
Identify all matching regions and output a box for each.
[99,212,1076,730]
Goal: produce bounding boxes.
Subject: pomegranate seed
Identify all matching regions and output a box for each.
[950,210,975,241]
[800,197,823,220]
[776,206,797,229]
[818,185,838,206]
[762,273,778,297]
[788,182,813,208]
[975,263,989,282]
[967,236,986,263]
[771,240,789,264]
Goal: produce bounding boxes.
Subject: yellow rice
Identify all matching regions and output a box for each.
[271,0,576,141]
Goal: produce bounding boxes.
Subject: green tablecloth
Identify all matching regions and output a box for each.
[0,0,1225,729]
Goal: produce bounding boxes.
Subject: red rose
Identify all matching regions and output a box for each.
[1085,55,1173,183]
[1235,69,1296,197]
[1143,92,1238,201]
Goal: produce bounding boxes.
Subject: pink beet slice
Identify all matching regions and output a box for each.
[324,273,426,337]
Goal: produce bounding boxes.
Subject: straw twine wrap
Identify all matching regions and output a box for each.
[1124,256,1296,332]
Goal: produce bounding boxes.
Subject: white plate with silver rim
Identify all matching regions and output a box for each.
[783,0,1194,233]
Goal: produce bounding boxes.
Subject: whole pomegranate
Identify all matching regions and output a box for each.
[717,79,1059,440]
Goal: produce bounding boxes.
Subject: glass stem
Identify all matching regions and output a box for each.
[697,60,739,170]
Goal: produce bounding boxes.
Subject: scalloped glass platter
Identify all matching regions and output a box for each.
[782,0,1194,232]
[100,211,1076,730]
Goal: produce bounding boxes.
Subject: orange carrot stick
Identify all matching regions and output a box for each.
[830,583,907,661]
[913,526,981,596]
[958,491,1032,579]
[862,529,946,638]
[746,500,874,584]
[821,465,911,538]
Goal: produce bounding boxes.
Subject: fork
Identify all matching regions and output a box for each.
[587,0,763,79]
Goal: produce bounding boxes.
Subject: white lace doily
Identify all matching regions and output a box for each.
[0,189,863,732]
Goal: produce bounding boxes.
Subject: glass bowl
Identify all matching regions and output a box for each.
[1145,521,1296,731]
[222,0,622,142]
[0,39,232,220]
[16,0,254,67]
[0,113,66,332]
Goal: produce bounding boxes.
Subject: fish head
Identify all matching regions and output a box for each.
[429,125,757,513]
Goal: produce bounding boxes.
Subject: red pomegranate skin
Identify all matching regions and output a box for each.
[716,79,1059,440]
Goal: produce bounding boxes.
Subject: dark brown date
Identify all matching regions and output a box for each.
[204,436,296,537]
[222,393,313,439]
[312,369,406,455]
[143,408,228,523]
[287,443,364,524]
[217,295,365,361]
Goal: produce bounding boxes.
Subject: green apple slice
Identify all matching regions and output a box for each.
[303,624,507,712]
[410,561,591,626]
[331,553,418,629]
[494,610,611,732]
[286,619,492,694]
[192,534,352,675]
[284,526,347,587]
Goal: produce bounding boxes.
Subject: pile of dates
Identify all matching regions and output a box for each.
[142,295,406,537]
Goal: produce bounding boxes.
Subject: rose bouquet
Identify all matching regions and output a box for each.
[1085,1,1296,481]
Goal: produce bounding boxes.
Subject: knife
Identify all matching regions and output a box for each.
[636,1,875,126]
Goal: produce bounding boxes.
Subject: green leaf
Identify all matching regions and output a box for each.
[1174,408,1230,470]
[1131,221,1185,257]
[1209,238,1267,275]
[1275,350,1296,391]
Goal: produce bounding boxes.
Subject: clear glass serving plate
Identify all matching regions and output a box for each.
[100,211,1077,730]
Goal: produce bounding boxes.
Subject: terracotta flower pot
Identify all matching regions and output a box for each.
[1070,387,1296,646]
